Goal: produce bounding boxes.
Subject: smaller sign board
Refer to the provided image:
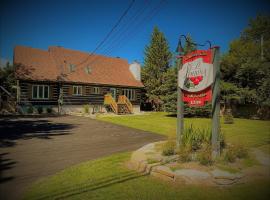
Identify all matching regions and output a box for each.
[183,86,212,106]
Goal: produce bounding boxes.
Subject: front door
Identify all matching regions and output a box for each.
[110,88,116,100]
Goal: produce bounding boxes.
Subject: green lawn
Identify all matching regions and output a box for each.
[24,112,270,199]
[98,112,270,148]
[24,152,270,200]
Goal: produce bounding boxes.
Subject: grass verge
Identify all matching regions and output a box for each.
[24,152,270,200]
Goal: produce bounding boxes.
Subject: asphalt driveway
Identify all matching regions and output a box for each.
[0,115,165,200]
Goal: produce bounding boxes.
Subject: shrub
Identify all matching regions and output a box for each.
[223,147,236,163]
[46,107,53,114]
[184,103,211,117]
[84,104,90,114]
[233,144,248,159]
[181,125,226,152]
[224,109,234,124]
[162,140,176,156]
[223,144,248,163]
[178,145,192,162]
[182,125,212,151]
[27,106,34,114]
[219,130,226,149]
[197,144,213,165]
[37,107,43,114]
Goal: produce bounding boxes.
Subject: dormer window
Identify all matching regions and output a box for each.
[69,64,76,72]
[85,66,91,74]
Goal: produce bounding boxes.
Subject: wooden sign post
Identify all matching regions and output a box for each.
[176,59,184,149]
[176,44,220,158]
[211,46,221,158]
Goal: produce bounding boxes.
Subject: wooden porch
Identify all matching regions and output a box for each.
[104,94,133,115]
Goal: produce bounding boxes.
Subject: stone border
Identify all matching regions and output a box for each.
[129,141,247,186]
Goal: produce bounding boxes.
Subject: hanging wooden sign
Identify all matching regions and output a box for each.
[178,49,213,107]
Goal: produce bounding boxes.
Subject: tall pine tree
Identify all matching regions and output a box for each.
[161,34,197,113]
[142,27,172,111]
[183,34,197,55]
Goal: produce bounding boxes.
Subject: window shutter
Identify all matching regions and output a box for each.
[68,85,73,96]
[50,86,53,99]
[28,84,32,99]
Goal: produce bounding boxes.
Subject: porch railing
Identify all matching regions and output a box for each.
[104,94,118,113]
[118,95,133,113]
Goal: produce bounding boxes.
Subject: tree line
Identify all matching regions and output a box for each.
[141,15,270,119]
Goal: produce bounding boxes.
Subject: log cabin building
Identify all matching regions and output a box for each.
[14,46,144,114]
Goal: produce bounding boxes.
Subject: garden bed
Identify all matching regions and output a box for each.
[129,141,270,186]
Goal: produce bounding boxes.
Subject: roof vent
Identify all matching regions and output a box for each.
[85,66,91,74]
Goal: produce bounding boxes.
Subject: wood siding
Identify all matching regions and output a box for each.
[19,80,142,106]
[19,81,58,105]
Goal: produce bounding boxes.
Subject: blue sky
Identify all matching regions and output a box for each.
[0,0,269,65]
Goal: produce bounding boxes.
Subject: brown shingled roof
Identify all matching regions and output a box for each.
[14,46,144,88]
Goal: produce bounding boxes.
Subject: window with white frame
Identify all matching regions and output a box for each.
[73,86,82,95]
[32,85,49,99]
[93,87,100,94]
[122,89,135,100]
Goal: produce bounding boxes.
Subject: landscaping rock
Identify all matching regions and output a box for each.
[137,161,148,172]
[151,171,174,182]
[175,169,210,179]
[251,149,270,166]
[213,178,239,185]
[130,141,165,170]
[152,165,175,178]
[211,169,243,180]
[174,169,211,184]
[211,169,243,185]
[145,162,161,174]
[129,141,267,187]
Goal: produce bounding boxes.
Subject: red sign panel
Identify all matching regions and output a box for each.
[180,49,213,107]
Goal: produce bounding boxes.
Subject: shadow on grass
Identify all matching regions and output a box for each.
[165,114,177,118]
[29,171,148,200]
[0,116,76,148]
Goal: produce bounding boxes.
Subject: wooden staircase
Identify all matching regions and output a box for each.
[104,94,133,115]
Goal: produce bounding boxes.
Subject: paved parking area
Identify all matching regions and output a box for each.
[0,115,164,200]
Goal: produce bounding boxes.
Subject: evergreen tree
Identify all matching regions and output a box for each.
[142,26,172,111]
[161,34,200,114]
[221,15,270,118]
[0,62,16,92]
[160,66,177,112]
[183,34,197,55]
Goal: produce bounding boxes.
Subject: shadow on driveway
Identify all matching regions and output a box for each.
[0,115,165,200]
[0,116,76,147]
